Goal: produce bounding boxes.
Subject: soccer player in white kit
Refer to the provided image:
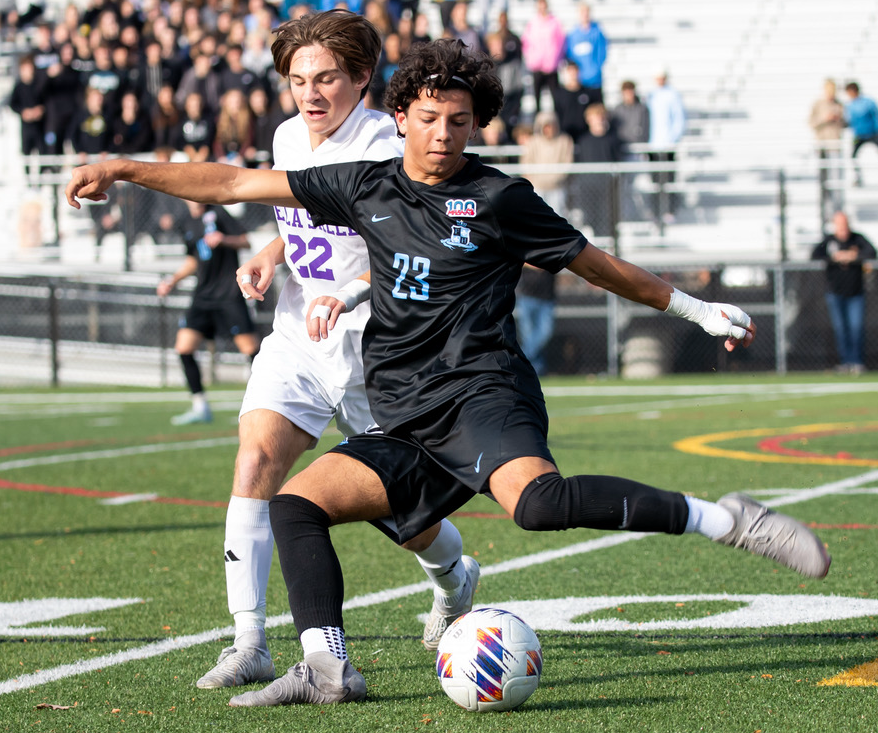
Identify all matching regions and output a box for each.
[195,11,478,690]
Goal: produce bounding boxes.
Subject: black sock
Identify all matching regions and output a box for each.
[179,353,203,395]
[269,494,345,633]
[513,473,689,534]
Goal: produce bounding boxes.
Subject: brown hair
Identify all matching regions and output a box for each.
[271,9,382,100]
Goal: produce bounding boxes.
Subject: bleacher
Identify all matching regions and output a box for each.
[3,0,878,270]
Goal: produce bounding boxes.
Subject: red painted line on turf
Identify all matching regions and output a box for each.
[0,440,101,457]
[757,427,876,460]
[0,479,228,508]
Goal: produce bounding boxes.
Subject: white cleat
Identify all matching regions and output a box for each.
[171,405,213,425]
[716,493,831,579]
[196,630,275,689]
[422,555,480,651]
[228,652,366,707]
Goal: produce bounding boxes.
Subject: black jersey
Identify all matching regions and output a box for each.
[180,205,247,304]
[287,154,588,432]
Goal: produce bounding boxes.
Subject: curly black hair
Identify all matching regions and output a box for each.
[383,39,504,129]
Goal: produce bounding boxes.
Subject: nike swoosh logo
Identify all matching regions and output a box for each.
[371,214,392,222]
[474,452,483,474]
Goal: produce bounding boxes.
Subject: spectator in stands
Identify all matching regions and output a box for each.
[214,87,254,166]
[811,211,876,375]
[150,83,182,150]
[70,86,112,160]
[610,79,650,221]
[396,11,429,52]
[86,43,124,117]
[363,0,394,38]
[574,102,622,237]
[245,86,282,168]
[565,2,607,107]
[485,35,521,128]
[112,42,144,104]
[157,200,260,425]
[219,43,259,96]
[9,54,47,178]
[31,22,59,80]
[242,28,275,77]
[521,109,573,216]
[809,79,844,221]
[843,81,878,187]
[647,67,686,224]
[175,45,222,118]
[552,59,590,139]
[514,264,556,376]
[111,90,154,154]
[371,31,403,110]
[521,0,565,114]
[140,36,176,107]
[448,1,484,54]
[42,41,81,156]
[175,91,215,162]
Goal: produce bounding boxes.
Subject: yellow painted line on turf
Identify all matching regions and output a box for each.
[818,660,878,687]
[674,424,878,467]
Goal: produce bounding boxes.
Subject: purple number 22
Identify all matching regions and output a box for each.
[287,234,334,280]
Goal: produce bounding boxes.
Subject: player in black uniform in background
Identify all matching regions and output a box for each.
[67,39,831,708]
[157,201,260,424]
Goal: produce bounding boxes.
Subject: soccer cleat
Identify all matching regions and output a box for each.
[196,632,275,689]
[171,405,213,425]
[422,555,480,651]
[227,652,366,707]
[716,493,831,579]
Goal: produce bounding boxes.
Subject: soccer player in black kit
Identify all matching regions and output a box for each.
[67,38,831,708]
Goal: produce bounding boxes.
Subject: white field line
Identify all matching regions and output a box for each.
[2,470,876,696]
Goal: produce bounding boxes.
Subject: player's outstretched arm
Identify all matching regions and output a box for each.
[65,159,302,210]
[567,244,756,352]
[237,235,285,301]
[306,273,372,342]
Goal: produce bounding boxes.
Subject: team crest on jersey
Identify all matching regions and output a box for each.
[445,199,477,217]
[441,220,478,252]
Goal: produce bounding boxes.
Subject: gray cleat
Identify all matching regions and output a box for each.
[422,555,480,651]
[228,652,366,707]
[196,630,275,689]
[716,493,831,579]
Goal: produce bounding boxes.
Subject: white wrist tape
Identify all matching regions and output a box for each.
[330,278,371,312]
[665,288,751,340]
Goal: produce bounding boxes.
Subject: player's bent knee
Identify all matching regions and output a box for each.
[513,473,569,531]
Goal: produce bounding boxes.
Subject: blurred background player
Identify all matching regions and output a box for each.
[156,200,260,425]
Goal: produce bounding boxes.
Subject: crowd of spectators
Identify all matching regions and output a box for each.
[4,0,636,168]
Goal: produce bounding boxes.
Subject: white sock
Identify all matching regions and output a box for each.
[225,496,274,637]
[300,626,347,661]
[192,392,208,411]
[684,496,734,540]
[233,608,266,645]
[415,519,465,597]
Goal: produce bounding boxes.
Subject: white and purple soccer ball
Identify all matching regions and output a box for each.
[436,607,542,712]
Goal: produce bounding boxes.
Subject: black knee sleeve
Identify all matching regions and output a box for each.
[179,353,203,395]
[269,494,345,633]
[513,473,689,535]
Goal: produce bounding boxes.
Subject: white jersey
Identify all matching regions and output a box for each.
[270,101,403,387]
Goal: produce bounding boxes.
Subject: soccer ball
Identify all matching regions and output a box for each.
[435,607,542,712]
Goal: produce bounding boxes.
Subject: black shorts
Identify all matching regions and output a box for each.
[331,383,555,544]
[180,297,255,340]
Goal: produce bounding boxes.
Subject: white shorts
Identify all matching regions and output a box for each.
[239,330,375,450]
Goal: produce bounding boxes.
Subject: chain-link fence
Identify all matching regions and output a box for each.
[1,260,874,387]
[0,271,279,387]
